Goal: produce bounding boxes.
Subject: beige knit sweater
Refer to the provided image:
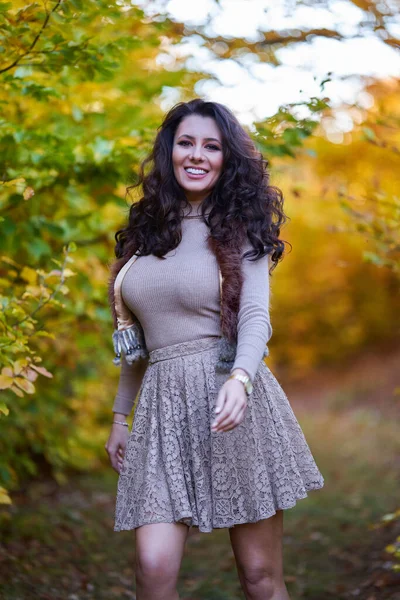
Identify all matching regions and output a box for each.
[113,201,273,415]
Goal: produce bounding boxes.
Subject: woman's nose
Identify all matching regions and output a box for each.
[189,145,204,160]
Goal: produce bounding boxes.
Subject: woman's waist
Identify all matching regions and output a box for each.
[148,336,221,364]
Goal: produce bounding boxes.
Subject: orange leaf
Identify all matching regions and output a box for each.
[30,365,53,378]
[23,186,35,200]
[22,368,39,382]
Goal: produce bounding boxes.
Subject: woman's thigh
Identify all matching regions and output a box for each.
[135,522,190,581]
[228,511,285,581]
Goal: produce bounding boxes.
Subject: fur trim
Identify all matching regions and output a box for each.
[207,231,246,343]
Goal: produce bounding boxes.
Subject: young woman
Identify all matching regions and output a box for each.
[105,98,324,600]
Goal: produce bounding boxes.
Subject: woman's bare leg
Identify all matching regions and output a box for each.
[229,511,290,600]
[135,522,190,600]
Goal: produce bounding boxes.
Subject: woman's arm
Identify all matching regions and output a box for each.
[112,354,149,416]
[230,249,273,382]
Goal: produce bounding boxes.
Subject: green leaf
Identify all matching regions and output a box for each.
[0,402,9,416]
[26,239,52,260]
[363,127,376,141]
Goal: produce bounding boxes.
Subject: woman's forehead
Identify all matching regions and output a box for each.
[175,114,222,140]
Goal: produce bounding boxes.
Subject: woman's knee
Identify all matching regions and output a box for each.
[241,562,278,592]
[136,550,178,585]
[135,522,188,584]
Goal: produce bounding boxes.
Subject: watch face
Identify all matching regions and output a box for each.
[246,380,253,394]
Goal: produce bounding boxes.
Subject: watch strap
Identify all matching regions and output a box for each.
[228,373,252,395]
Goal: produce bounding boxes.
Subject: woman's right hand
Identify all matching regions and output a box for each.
[105,423,129,474]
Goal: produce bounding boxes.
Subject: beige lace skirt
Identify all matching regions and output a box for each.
[114,336,324,534]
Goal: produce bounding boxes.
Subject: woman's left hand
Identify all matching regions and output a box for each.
[211,373,248,433]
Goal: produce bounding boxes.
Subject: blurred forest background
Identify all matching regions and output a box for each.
[0,1,399,599]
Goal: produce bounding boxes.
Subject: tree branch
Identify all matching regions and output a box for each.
[0,0,63,74]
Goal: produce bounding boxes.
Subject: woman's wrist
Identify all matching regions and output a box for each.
[228,368,253,396]
[230,367,251,379]
[113,412,129,420]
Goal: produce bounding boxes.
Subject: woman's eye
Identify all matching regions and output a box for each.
[177,140,220,151]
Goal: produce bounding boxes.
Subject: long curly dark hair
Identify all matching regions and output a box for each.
[113,98,288,263]
[109,98,289,341]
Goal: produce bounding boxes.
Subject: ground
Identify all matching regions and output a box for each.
[1,345,400,599]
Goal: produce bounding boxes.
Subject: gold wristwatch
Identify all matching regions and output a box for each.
[228,373,253,396]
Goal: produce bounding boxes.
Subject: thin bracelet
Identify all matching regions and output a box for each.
[113,420,129,427]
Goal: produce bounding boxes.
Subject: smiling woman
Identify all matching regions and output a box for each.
[106,98,324,600]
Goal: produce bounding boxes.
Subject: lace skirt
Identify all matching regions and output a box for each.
[114,336,324,534]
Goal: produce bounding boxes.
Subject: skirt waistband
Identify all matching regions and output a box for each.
[148,336,221,365]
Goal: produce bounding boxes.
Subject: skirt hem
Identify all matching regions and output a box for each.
[114,481,324,534]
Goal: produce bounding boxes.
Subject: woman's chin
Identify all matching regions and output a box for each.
[181,183,211,195]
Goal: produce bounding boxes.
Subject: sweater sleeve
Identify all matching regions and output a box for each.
[112,354,149,416]
[230,248,273,382]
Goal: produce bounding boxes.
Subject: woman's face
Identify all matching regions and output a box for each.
[172,114,224,203]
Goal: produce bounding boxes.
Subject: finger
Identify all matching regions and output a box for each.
[111,457,121,474]
[220,403,247,432]
[108,447,120,466]
[214,388,227,415]
[212,395,237,429]
[217,399,245,430]
[221,400,245,428]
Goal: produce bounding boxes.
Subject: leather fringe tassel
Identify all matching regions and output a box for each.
[112,323,149,366]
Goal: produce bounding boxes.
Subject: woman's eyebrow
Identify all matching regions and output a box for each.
[177,134,221,143]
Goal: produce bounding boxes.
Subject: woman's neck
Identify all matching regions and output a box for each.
[182,196,206,217]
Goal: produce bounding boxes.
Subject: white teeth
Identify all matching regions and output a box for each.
[185,168,207,175]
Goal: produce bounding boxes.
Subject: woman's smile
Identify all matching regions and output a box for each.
[183,166,209,179]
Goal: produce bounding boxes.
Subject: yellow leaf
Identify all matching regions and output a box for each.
[10,385,24,398]
[20,266,37,285]
[0,375,13,390]
[24,285,48,298]
[63,268,76,278]
[2,178,25,187]
[14,377,35,394]
[1,256,20,267]
[0,487,12,505]
[1,367,13,377]
[35,331,56,340]
[13,359,28,375]
[0,403,9,416]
